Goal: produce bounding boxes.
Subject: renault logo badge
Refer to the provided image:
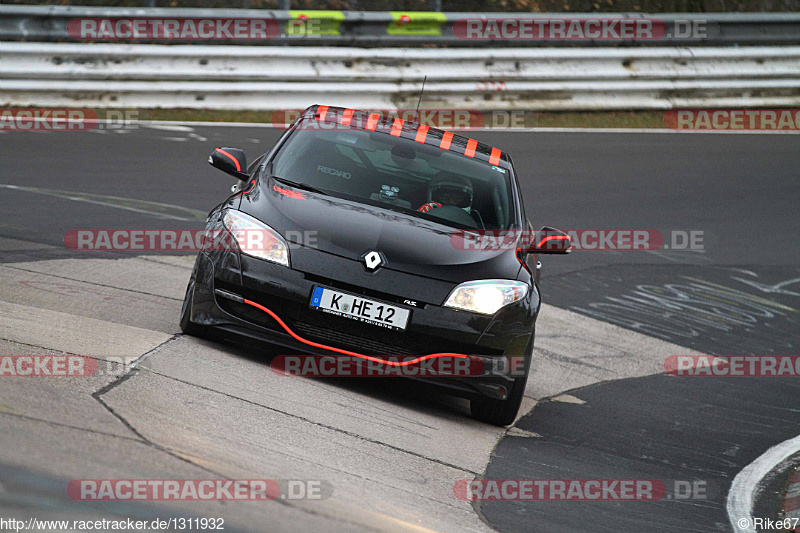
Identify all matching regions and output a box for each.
[361,250,385,271]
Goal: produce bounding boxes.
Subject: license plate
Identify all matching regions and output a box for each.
[309,286,410,331]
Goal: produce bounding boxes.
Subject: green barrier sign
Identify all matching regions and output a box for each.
[287,10,345,36]
[388,12,446,36]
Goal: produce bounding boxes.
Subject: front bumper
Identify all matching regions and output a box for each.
[189,250,537,400]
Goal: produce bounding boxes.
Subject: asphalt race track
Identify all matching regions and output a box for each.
[0,124,798,532]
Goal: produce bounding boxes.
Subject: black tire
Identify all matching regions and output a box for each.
[470,354,531,426]
[179,279,209,338]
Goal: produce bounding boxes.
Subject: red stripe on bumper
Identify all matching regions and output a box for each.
[242,298,468,366]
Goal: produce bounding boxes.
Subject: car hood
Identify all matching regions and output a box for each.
[238,179,521,283]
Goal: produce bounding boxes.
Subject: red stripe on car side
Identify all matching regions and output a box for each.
[464,139,478,158]
[316,105,329,121]
[415,125,429,143]
[233,179,256,198]
[390,118,404,137]
[366,113,380,131]
[216,148,241,172]
[340,108,354,126]
[536,235,570,248]
[440,131,454,150]
[489,147,502,165]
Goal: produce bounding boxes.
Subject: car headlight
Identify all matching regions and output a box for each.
[222,210,290,266]
[443,280,529,315]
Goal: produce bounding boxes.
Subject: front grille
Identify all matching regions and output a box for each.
[293,309,498,356]
[215,279,502,357]
[292,322,415,356]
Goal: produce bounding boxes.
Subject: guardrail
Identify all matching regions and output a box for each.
[1,5,799,47]
[1,42,799,111]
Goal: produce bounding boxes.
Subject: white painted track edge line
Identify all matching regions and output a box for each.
[727,433,800,533]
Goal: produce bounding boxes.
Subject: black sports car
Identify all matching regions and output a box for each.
[180,105,571,425]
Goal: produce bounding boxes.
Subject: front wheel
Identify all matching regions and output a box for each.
[470,354,531,426]
[179,279,209,338]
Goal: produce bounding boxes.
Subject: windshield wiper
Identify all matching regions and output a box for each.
[272,176,328,196]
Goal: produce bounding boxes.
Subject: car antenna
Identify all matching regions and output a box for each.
[413,75,427,124]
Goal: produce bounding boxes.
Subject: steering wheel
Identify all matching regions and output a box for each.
[417,202,443,213]
[419,204,480,227]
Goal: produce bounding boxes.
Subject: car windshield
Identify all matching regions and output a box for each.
[270,121,515,230]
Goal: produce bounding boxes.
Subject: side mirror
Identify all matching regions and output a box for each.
[209,147,249,181]
[526,226,572,254]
